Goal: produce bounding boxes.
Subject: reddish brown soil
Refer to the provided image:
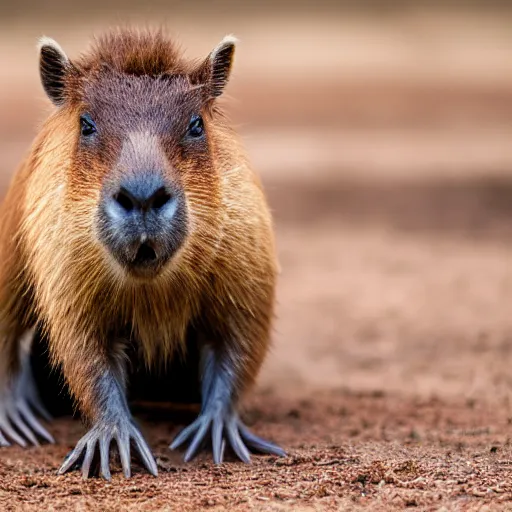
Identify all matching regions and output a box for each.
[1,391,512,511]
[1,7,512,511]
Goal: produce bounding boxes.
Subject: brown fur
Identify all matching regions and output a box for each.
[0,29,276,422]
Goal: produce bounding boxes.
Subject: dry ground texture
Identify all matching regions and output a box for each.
[1,4,512,510]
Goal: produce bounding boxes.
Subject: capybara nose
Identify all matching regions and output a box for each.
[113,175,172,214]
[99,172,187,277]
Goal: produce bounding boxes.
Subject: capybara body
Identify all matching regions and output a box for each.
[0,29,284,478]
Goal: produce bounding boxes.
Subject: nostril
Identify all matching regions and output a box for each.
[134,243,157,265]
[114,188,135,212]
[111,184,171,213]
[151,187,172,210]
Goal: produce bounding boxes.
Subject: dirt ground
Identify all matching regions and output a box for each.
[1,6,512,511]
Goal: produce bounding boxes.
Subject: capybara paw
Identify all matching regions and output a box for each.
[0,346,54,447]
[58,416,157,480]
[170,407,286,464]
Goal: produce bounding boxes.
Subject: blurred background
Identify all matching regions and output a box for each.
[1,0,512,405]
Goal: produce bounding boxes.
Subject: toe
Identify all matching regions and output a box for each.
[226,419,251,464]
[0,415,27,447]
[238,424,286,457]
[59,439,86,475]
[115,432,131,478]
[0,431,10,447]
[184,419,210,463]
[11,413,39,447]
[18,400,54,444]
[131,428,158,476]
[81,440,97,479]
[6,401,38,446]
[169,418,201,450]
[99,437,112,481]
[212,416,224,464]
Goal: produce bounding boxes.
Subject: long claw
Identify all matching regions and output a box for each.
[17,400,55,444]
[59,439,86,474]
[116,432,131,478]
[238,424,286,457]
[226,419,251,464]
[131,428,158,476]
[0,416,27,447]
[9,408,39,447]
[220,438,226,462]
[184,419,210,463]
[99,437,112,481]
[170,418,201,450]
[81,439,97,479]
[0,431,10,447]
[212,416,224,464]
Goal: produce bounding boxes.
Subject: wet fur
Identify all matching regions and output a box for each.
[0,29,276,422]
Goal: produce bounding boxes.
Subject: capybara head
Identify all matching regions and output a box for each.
[38,30,236,280]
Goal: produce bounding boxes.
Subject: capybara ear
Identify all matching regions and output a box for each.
[191,35,236,99]
[38,37,70,106]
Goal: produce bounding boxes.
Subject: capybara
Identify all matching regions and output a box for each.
[0,28,284,479]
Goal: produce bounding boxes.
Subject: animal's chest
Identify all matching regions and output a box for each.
[118,289,197,361]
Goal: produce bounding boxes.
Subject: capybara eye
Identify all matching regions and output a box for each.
[80,114,97,137]
[188,115,204,138]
